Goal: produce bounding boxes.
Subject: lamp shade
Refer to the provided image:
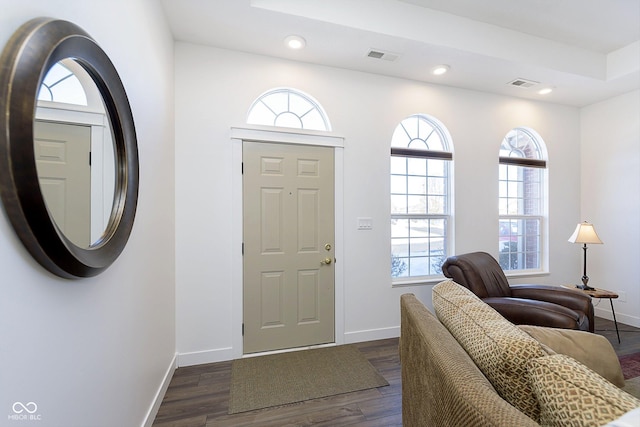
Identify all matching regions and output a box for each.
[568,222,603,244]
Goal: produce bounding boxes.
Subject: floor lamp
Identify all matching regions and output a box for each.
[568,221,603,291]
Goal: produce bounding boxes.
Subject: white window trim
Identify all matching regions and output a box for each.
[498,127,549,275]
[390,114,454,285]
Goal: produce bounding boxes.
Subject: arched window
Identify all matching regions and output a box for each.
[246,88,330,131]
[37,61,88,105]
[499,127,547,271]
[391,114,453,281]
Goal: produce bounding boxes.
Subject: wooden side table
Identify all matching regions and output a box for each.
[575,287,620,343]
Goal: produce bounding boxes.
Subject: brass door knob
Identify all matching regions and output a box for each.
[320,258,332,265]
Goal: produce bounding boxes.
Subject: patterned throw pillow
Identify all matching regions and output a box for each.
[528,354,640,427]
[519,324,625,387]
[433,279,546,421]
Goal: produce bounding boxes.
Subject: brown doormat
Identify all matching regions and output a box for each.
[228,345,389,414]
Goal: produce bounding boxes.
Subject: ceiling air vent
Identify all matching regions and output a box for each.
[367,49,399,62]
[508,78,539,88]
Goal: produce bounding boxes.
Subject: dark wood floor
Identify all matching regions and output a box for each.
[153,317,640,427]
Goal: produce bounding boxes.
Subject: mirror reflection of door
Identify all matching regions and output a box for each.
[34,121,91,247]
[243,141,335,354]
[34,59,116,247]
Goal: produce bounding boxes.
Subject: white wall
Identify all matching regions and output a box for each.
[175,43,583,363]
[0,1,176,426]
[580,90,640,327]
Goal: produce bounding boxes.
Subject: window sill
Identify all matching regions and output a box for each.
[391,270,550,288]
[504,270,550,280]
[392,276,446,288]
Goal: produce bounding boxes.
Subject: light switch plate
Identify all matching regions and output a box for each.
[357,217,373,230]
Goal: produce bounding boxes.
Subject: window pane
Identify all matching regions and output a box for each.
[498,181,507,198]
[506,165,521,181]
[289,93,313,115]
[407,195,426,214]
[390,175,406,194]
[499,164,508,180]
[301,109,327,131]
[391,126,411,147]
[425,131,444,151]
[391,219,409,238]
[507,181,521,197]
[409,219,428,238]
[498,198,508,214]
[391,255,409,277]
[410,237,429,256]
[427,159,445,176]
[391,237,409,255]
[409,257,429,277]
[417,118,432,140]
[430,219,445,237]
[391,195,407,214]
[407,176,425,195]
[407,157,426,176]
[505,199,521,215]
[262,92,287,113]
[427,196,446,214]
[390,157,406,174]
[499,217,541,270]
[427,177,445,195]
[274,112,302,128]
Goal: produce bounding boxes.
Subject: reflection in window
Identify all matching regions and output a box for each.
[38,62,88,106]
[247,88,330,131]
[391,114,452,281]
[498,128,546,271]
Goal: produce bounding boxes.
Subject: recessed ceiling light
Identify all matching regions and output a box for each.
[284,35,306,50]
[432,65,450,76]
[538,87,554,95]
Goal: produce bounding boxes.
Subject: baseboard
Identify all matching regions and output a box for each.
[176,329,400,367]
[142,353,177,427]
[177,346,234,367]
[595,307,640,329]
[343,326,400,344]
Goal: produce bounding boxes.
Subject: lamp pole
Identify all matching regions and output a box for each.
[580,243,595,290]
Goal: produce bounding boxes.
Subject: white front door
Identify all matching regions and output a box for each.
[243,141,335,354]
[34,120,91,247]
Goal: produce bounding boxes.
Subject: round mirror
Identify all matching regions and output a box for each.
[0,18,139,278]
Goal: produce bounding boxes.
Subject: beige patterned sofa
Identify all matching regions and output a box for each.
[400,280,640,427]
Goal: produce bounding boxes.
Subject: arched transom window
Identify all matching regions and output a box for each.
[247,88,330,131]
[391,114,453,281]
[38,61,88,106]
[499,127,547,272]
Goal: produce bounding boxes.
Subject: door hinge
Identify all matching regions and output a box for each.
[242,323,244,336]
[241,162,244,174]
[89,151,92,166]
[242,242,244,255]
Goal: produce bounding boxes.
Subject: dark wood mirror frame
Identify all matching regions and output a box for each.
[0,18,139,278]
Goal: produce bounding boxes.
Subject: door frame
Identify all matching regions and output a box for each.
[230,126,345,358]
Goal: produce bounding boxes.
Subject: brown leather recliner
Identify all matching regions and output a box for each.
[441,251,594,332]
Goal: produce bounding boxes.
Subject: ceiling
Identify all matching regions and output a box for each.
[160,0,640,107]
